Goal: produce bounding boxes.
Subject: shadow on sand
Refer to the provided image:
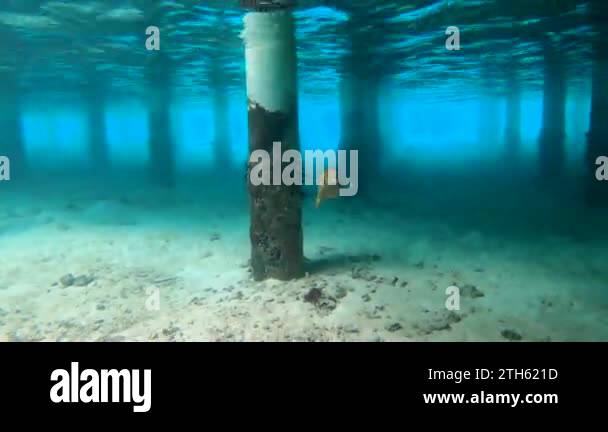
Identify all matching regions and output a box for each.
[306,252,382,275]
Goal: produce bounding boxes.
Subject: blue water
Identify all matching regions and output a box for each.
[0,1,606,342]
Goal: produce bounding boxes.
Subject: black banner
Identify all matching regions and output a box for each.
[0,342,605,420]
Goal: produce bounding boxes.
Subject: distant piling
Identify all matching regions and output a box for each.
[211,67,230,167]
[86,84,108,170]
[586,2,608,206]
[242,7,304,281]
[478,94,501,148]
[142,1,175,188]
[146,51,175,188]
[339,13,383,197]
[538,38,566,179]
[339,76,381,197]
[211,10,231,168]
[0,74,26,176]
[504,71,521,165]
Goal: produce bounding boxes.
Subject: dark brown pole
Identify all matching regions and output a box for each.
[243,8,303,281]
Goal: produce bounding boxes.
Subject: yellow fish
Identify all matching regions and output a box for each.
[315,168,340,208]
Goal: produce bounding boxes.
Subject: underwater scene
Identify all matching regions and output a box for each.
[0,0,607,342]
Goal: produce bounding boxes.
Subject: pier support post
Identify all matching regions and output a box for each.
[478,94,500,147]
[212,68,230,167]
[243,9,303,281]
[339,12,382,197]
[0,75,25,176]
[505,76,521,165]
[339,76,380,197]
[87,87,108,170]
[146,52,175,187]
[538,40,566,179]
[586,3,608,206]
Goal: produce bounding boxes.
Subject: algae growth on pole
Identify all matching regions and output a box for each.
[242,7,304,281]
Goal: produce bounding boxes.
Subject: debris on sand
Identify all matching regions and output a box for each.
[501,329,522,341]
[416,310,461,335]
[461,284,484,298]
[332,284,348,299]
[340,324,360,334]
[347,254,381,264]
[189,297,206,306]
[385,322,403,332]
[303,287,322,304]
[318,246,335,256]
[73,275,94,287]
[99,335,126,342]
[59,274,75,287]
[303,287,337,315]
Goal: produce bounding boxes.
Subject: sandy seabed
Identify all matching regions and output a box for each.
[1,174,607,342]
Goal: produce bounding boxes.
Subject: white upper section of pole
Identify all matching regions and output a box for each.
[241,10,297,113]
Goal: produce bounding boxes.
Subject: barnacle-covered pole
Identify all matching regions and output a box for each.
[241,1,304,280]
[586,1,608,206]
